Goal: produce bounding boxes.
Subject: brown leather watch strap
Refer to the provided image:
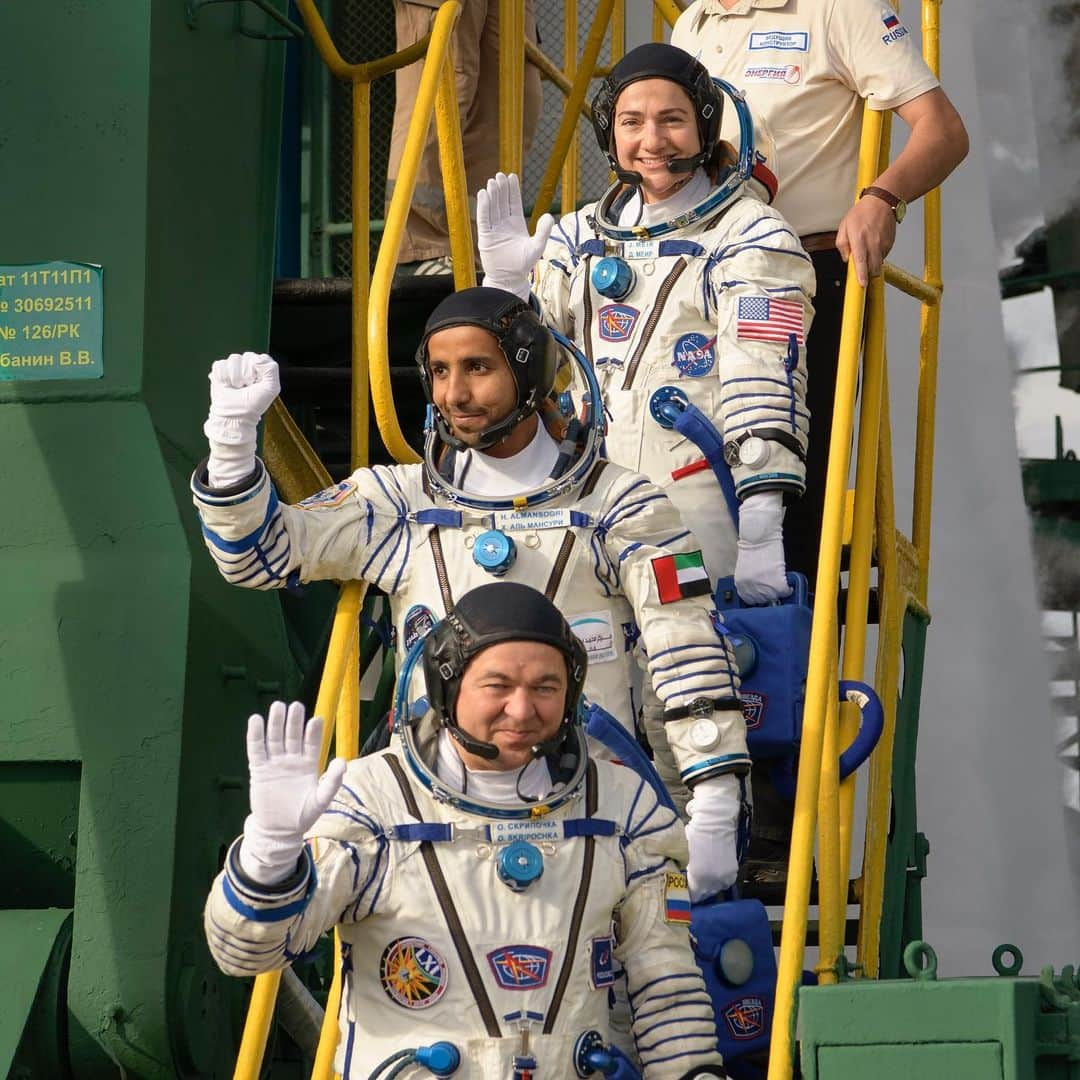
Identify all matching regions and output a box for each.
[859,185,906,222]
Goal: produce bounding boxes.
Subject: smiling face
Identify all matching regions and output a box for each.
[611,78,703,204]
[425,323,537,458]
[452,640,568,771]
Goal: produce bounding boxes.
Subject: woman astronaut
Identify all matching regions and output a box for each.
[477,42,815,826]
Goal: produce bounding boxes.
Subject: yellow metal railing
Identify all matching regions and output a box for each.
[293,0,473,472]
[232,581,366,1080]
[766,2,944,1077]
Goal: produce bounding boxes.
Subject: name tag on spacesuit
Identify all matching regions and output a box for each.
[493,508,574,532]
[489,820,563,845]
[620,240,660,261]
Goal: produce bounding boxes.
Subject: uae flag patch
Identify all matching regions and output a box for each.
[652,550,710,603]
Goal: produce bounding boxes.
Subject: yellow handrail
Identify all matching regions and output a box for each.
[499,0,526,174]
[233,581,366,1080]
[369,1,473,466]
[767,1,945,1074]
[529,0,617,231]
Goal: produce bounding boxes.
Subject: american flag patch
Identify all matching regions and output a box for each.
[736,296,805,346]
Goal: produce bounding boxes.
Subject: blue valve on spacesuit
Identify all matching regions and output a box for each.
[472,529,517,576]
[496,839,544,892]
[414,1041,461,1076]
[573,1031,641,1079]
[591,257,635,300]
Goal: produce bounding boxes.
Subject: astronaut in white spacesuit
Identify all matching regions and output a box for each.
[192,286,747,899]
[204,583,729,1079]
[476,42,815,609]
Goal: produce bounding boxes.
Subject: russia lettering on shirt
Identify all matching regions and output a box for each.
[736,296,805,346]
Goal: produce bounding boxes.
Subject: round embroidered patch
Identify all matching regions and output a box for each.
[672,332,716,377]
[379,937,449,1009]
[402,604,437,649]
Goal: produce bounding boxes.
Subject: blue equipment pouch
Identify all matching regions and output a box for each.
[713,573,812,759]
[691,897,776,1064]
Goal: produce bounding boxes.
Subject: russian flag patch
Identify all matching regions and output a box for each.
[664,871,691,924]
[652,550,711,604]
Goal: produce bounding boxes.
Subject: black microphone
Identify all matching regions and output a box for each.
[447,723,500,762]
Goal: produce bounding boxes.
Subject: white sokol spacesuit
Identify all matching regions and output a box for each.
[479,45,815,597]
[205,585,728,1079]
[193,288,749,896]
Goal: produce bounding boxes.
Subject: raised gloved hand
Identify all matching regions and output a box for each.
[734,490,793,605]
[476,171,554,302]
[204,351,281,488]
[685,773,742,902]
[237,700,346,886]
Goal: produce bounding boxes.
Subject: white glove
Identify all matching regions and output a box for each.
[734,490,793,605]
[204,352,281,488]
[685,774,742,901]
[476,172,554,302]
[237,700,346,886]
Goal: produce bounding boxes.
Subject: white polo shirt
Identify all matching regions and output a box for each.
[672,0,939,236]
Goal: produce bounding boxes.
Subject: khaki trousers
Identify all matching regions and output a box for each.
[386,0,541,263]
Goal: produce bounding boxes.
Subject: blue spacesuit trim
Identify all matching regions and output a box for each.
[738,219,800,245]
[626,858,670,885]
[724,243,812,264]
[200,488,280,555]
[629,971,704,1003]
[191,465,267,507]
[666,683,742,706]
[681,754,751,781]
[603,493,667,529]
[640,1043,721,1068]
[650,643,729,664]
[581,239,605,256]
[637,1028,719,1056]
[659,240,705,257]
[734,471,803,492]
[342,1021,356,1077]
[413,508,463,528]
[222,850,317,923]
[766,284,806,294]
[648,645,732,675]
[722,374,801,393]
[721,395,808,417]
[617,541,642,563]
[360,476,408,587]
[563,819,618,838]
[654,531,691,550]
[652,664,733,694]
[633,992,714,1026]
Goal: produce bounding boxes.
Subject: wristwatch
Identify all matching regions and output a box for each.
[860,185,907,224]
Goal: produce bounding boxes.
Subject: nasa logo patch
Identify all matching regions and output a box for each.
[402,604,436,649]
[598,303,639,342]
[486,945,552,990]
[297,479,357,510]
[723,995,767,1040]
[379,937,448,1009]
[672,333,716,377]
[590,936,615,989]
[741,691,767,730]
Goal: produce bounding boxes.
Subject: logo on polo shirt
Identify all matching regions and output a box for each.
[743,63,801,85]
[880,10,909,44]
[747,30,809,52]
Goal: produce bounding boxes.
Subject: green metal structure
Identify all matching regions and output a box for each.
[799,943,1080,1078]
[0,2,303,1076]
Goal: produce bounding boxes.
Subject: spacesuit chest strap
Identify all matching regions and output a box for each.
[420,471,456,611]
[382,754,502,1037]
[542,760,600,1035]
